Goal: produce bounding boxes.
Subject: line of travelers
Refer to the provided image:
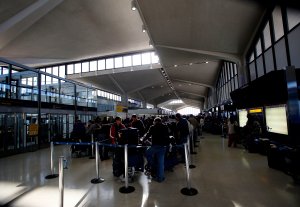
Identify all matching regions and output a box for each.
[70,113,202,182]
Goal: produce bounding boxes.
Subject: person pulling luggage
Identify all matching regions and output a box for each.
[142,117,169,182]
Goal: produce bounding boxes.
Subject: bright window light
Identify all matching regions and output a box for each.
[2,68,8,75]
[106,58,114,69]
[114,57,123,68]
[59,66,65,78]
[123,56,132,67]
[52,78,58,84]
[74,63,81,74]
[177,107,200,115]
[98,60,105,70]
[67,64,74,74]
[142,52,151,65]
[52,67,58,76]
[33,77,37,86]
[46,75,52,85]
[46,67,52,74]
[22,78,27,85]
[151,52,159,64]
[90,61,97,71]
[132,54,141,66]
[82,62,89,73]
[27,78,33,86]
[147,103,154,109]
[169,99,183,104]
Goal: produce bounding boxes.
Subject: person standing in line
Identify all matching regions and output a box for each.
[188,114,200,145]
[228,116,238,147]
[110,117,126,179]
[175,113,190,162]
[130,114,146,137]
[142,117,169,182]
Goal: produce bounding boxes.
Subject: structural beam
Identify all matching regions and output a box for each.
[0,0,64,49]
[172,78,213,89]
[108,74,125,94]
[177,90,206,98]
[156,45,242,64]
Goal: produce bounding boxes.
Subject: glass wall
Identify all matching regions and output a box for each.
[247,5,300,82]
[216,61,239,104]
[61,51,159,75]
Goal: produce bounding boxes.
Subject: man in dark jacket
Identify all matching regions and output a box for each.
[175,113,190,162]
[142,117,169,182]
[175,113,189,144]
[131,114,145,137]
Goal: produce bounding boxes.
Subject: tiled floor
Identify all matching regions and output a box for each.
[0,133,299,207]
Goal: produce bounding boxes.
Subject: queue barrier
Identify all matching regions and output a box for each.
[46,140,198,197]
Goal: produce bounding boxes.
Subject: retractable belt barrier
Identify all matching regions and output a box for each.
[46,140,198,196]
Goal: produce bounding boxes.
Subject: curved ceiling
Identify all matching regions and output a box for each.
[0,0,267,111]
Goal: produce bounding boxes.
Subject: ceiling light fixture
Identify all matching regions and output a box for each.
[189,63,193,66]
[174,65,178,67]
[131,0,137,10]
[142,25,146,33]
[149,41,153,47]
[205,61,209,64]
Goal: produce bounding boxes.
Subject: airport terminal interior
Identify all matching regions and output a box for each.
[1,0,300,206]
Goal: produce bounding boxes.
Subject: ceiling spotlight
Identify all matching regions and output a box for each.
[205,61,209,64]
[142,25,146,33]
[131,0,137,10]
[149,40,153,47]
[189,63,193,66]
[174,65,178,67]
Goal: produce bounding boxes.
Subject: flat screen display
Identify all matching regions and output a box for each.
[265,105,288,135]
[238,109,248,127]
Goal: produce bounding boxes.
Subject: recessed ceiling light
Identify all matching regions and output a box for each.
[189,63,193,66]
[131,0,137,10]
[142,25,146,33]
[205,61,209,64]
[174,65,178,67]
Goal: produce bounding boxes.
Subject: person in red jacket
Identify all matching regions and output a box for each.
[110,117,126,178]
[110,117,125,144]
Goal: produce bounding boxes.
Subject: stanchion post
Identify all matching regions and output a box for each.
[45,141,59,179]
[59,156,64,207]
[187,138,196,169]
[91,142,104,184]
[181,143,198,196]
[89,134,95,159]
[190,133,197,154]
[119,144,135,194]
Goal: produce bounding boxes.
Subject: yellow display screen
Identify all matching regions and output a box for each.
[249,108,263,113]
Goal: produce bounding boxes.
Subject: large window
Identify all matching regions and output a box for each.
[273,6,284,41]
[247,5,300,82]
[216,61,238,104]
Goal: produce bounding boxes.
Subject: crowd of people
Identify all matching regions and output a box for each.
[70,112,264,182]
[70,113,204,183]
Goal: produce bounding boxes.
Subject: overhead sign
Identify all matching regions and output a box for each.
[116,105,128,113]
[28,124,38,136]
[249,108,263,113]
